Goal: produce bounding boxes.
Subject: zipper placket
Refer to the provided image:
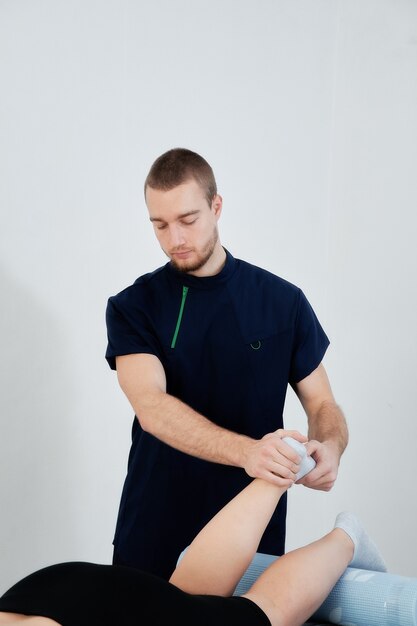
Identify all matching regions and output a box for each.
[171,286,189,349]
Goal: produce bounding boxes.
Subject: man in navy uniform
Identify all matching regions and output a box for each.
[105,148,348,579]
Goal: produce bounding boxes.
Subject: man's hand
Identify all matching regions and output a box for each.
[243,429,308,487]
[296,439,340,491]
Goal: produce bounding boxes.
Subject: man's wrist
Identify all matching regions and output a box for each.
[321,437,345,459]
[232,434,255,469]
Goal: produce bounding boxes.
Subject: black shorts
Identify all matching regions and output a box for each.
[0,562,271,626]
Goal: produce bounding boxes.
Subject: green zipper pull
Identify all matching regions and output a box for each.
[171,286,189,349]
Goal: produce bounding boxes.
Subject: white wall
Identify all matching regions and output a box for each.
[1,0,416,593]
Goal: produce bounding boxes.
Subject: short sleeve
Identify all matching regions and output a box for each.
[105,296,162,370]
[289,290,330,385]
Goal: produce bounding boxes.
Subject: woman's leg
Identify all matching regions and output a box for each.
[242,528,353,626]
[243,514,386,626]
[169,432,308,596]
[169,479,289,596]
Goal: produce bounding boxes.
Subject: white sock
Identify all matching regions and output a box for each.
[335,512,387,572]
[282,437,316,480]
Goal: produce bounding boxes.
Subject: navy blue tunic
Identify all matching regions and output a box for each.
[105,250,329,578]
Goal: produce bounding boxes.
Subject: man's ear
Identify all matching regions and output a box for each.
[211,194,223,219]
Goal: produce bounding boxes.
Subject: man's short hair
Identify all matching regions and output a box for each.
[144,148,217,206]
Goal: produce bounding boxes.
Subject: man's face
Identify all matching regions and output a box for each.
[146,179,222,274]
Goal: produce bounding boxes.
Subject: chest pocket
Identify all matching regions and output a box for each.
[244,328,294,412]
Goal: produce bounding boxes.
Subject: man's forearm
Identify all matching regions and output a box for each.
[137,390,254,467]
[116,353,301,486]
[307,400,348,456]
[137,393,305,487]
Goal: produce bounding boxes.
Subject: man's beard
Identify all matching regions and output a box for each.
[168,228,219,274]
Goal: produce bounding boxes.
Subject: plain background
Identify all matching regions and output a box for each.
[1,0,416,594]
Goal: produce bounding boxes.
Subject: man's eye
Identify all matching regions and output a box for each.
[156,224,167,231]
[182,219,197,226]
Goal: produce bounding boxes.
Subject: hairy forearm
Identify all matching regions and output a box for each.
[308,400,348,456]
[115,355,301,485]
[136,390,254,467]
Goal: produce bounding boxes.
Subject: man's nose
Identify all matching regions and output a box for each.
[169,225,186,248]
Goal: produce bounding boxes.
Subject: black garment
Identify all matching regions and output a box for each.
[106,250,330,577]
[0,562,271,626]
